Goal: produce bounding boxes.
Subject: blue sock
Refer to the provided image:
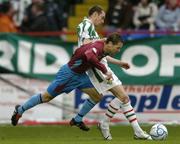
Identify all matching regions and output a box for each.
[18,93,43,115]
[74,99,96,122]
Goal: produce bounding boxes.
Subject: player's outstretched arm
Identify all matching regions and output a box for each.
[106,56,130,69]
[83,39,92,45]
[83,38,106,45]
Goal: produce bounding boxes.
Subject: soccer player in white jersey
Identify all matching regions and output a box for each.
[70,5,152,140]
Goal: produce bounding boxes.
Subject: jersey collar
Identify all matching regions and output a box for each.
[83,17,93,25]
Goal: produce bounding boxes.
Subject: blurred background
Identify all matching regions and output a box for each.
[0,0,180,126]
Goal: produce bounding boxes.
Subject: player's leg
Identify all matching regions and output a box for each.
[106,85,143,133]
[11,91,54,126]
[70,73,102,124]
[98,85,124,140]
[70,87,102,131]
[73,87,102,123]
[11,64,71,126]
[99,85,151,140]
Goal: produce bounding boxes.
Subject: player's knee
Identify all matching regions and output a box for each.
[89,93,102,103]
[41,92,53,102]
[121,96,129,104]
[93,94,103,103]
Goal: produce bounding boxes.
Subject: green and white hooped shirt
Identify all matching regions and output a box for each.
[77,17,100,47]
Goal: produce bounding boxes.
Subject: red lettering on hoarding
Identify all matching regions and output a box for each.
[124,86,161,93]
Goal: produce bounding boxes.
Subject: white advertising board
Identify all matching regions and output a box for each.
[0,74,63,124]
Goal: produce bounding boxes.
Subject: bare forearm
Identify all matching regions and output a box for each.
[106,56,122,65]
[83,39,92,45]
[83,38,105,45]
[106,56,130,69]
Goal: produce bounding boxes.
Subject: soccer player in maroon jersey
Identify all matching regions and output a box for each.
[11,32,123,127]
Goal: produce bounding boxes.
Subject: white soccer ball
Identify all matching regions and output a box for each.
[150,123,168,140]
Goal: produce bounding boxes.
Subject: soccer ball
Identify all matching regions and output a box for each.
[150,123,168,140]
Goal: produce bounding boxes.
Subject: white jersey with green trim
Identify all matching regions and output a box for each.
[77,17,122,94]
[77,17,100,47]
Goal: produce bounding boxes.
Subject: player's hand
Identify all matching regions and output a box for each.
[105,71,113,80]
[101,37,107,41]
[105,71,113,84]
[120,62,130,69]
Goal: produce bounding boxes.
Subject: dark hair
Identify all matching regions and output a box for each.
[0,2,11,13]
[33,3,45,12]
[88,5,104,16]
[106,32,124,45]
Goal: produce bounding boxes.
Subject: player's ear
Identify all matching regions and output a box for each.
[107,41,113,47]
[94,12,99,17]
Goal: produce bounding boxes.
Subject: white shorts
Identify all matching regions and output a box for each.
[87,57,122,94]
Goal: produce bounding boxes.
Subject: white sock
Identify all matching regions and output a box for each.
[121,102,143,135]
[103,98,144,135]
[101,97,122,126]
[105,97,122,118]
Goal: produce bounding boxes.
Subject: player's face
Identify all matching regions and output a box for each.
[168,0,177,7]
[94,11,105,26]
[107,42,123,56]
[141,0,149,6]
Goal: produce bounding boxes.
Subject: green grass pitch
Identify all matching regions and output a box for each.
[0,124,179,144]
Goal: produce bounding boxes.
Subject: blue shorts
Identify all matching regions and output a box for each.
[47,64,94,97]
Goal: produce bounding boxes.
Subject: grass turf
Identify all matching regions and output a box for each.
[0,124,179,144]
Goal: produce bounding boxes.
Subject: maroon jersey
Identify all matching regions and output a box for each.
[68,41,107,74]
